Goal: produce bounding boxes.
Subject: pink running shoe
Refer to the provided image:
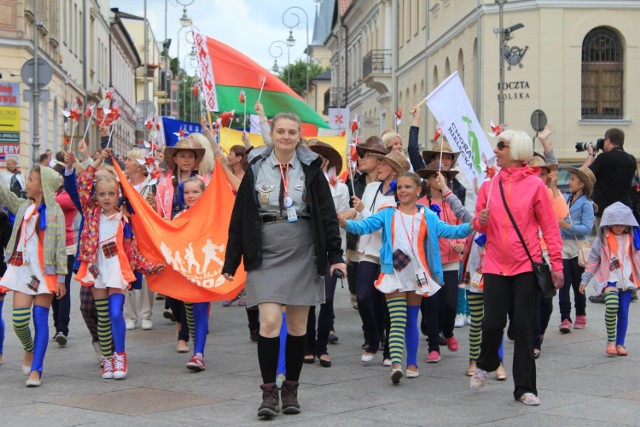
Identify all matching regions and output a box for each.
[446,336,459,352]
[426,351,441,363]
[559,319,572,334]
[573,315,587,329]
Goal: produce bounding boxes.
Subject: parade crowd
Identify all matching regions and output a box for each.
[0,101,638,420]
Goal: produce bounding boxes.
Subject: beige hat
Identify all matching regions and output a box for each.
[380,150,410,175]
[563,165,596,199]
[528,152,558,171]
[422,140,460,167]
[164,137,206,171]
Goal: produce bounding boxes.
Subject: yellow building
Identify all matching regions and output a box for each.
[321,0,640,161]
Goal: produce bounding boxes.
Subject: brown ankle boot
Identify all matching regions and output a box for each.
[280,380,300,414]
[258,383,279,419]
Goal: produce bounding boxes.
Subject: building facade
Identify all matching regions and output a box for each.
[321,0,640,162]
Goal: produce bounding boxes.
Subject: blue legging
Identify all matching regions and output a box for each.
[192,302,209,355]
[109,293,126,353]
[616,289,632,347]
[405,305,420,367]
[0,298,5,356]
[31,305,50,375]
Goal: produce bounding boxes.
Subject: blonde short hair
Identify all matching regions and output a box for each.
[500,129,533,162]
[381,131,402,149]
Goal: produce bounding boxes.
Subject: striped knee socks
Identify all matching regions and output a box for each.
[95,298,112,358]
[467,293,484,361]
[184,302,195,345]
[604,291,619,343]
[13,307,33,352]
[387,296,407,366]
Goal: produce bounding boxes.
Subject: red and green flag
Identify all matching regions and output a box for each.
[192,28,328,129]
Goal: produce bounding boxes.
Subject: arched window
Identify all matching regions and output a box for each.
[581,27,623,119]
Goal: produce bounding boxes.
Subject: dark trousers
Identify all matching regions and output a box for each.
[246,306,259,331]
[52,254,74,335]
[534,293,553,349]
[421,293,440,353]
[478,272,538,400]
[559,257,586,321]
[356,261,385,354]
[306,272,338,356]
[347,260,358,295]
[438,269,459,339]
[167,297,189,342]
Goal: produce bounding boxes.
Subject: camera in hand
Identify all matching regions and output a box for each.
[575,138,604,153]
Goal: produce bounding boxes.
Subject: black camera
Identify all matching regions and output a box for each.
[575,138,604,153]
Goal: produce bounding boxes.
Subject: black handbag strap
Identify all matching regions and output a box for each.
[498,179,535,265]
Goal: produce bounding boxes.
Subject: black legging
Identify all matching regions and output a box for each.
[167,297,189,342]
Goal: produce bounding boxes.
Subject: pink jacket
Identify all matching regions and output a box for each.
[473,166,563,275]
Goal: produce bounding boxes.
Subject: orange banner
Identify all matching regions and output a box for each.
[114,158,246,303]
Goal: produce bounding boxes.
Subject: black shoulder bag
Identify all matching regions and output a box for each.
[499,179,556,298]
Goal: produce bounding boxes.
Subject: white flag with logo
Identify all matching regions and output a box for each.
[425,71,495,183]
[191,27,218,112]
[328,108,350,131]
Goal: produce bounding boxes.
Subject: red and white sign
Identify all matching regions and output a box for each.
[192,27,218,112]
[328,108,349,131]
[0,143,20,168]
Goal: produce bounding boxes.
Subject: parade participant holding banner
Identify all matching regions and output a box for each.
[222,112,346,419]
[470,129,563,406]
[339,172,474,384]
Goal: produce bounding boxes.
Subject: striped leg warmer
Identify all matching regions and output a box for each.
[13,307,33,352]
[387,296,407,366]
[604,291,619,343]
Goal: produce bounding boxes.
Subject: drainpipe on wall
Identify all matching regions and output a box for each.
[340,17,348,107]
[423,0,430,144]
[392,0,398,130]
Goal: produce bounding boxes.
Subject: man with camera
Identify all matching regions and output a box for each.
[581,128,637,303]
[582,128,636,226]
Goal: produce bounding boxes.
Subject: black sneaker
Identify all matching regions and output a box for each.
[589,294,605,304]
[54,332,68,346]
[249,328,259,343]
[328,331,340,344]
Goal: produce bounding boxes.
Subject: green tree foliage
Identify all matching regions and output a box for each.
[278,59,327,96]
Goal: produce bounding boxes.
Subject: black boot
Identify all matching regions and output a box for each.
[280,380,301,414]
[258,383,279,419]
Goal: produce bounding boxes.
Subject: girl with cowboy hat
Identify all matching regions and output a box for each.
[558,166,596,332]
[341,150,410,367]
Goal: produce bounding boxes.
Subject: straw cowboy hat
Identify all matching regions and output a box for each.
[562,165,596,199]
[165,137,206,171]
[380,150,410,175]
[422,140,461,167]
[416,160,460,180]
[308,139,343,173]
[529,152,559,171]
[356,136,389,158]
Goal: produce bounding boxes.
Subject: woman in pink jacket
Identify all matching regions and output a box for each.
[470,129,564,406]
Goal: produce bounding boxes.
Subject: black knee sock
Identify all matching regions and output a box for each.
[258,335,280,384]
[285,334,307,382]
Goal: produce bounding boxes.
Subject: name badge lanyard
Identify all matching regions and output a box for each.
[20,207,39,265]
[398,209,428,283]
[278,162,293,208]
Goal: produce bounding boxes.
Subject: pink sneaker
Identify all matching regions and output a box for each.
[574,315,587,329]
[559,319,572,334]
[426,351,441,363]
[446,336,459,352]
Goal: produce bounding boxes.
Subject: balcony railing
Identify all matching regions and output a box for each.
[329,87,346,108]
[363,49,391,78]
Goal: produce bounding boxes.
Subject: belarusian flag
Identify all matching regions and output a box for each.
[192,27,328,128]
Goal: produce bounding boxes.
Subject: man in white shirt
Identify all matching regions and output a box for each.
[0,156,26,197]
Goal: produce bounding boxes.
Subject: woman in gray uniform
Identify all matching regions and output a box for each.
[222,112,346,420]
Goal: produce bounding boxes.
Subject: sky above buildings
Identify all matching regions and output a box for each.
[110,0,319,76]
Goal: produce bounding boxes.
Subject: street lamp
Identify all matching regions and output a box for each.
[269,40,291,86]
[494,0,524,124]
[282,6,310,96]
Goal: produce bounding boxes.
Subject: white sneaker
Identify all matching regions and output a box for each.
[141,319,153,330]
[125,320,136,330]
[454,314,466,328]
[465,315,472,326]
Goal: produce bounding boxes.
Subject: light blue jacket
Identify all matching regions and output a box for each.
[561,193,595,241]
[344,204,473,284]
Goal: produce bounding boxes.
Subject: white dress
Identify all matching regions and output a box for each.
[0,204,49,295]
[376,210,441,296]
[83,212,129,290]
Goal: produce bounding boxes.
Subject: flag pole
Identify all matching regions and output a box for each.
[80,106,95,148]
[243,97,247,133]
[257,76,267,103]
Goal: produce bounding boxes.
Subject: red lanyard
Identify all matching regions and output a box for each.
[20,205,38,248]
[399,208,418,255]
[278,162,290,199]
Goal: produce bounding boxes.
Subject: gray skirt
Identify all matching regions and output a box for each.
[246,219,324,307]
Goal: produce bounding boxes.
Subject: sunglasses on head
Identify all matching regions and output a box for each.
[496,141,510,151]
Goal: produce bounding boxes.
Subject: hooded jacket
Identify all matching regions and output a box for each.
[473,166,563,275]
[0,166,67,282]
[344,205,472,284]
[580,202,640,293]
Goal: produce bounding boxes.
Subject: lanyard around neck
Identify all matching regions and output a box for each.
[278,162,290,199]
